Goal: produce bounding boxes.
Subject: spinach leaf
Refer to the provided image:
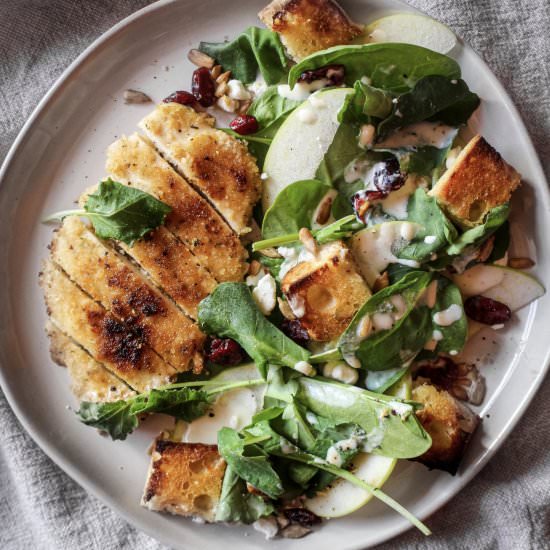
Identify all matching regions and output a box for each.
[432,277,467,354]
[446,204,510,256]
[390,145,451,178]
[45,178,171,246]
[198,283,310,377]
[261,179,331,239]
[77,386,210,440]
[288,43,461,93]
[217,427,284,499]
[397,188,458,263]
[487,220,510,262]
[377,76,480,139]
[215,465,275,523]
[365,366,409,393]
[336,271,434,371]
[294,377,431,459]
[199,27,288,85]
[316,122,364,187]
[338,80,394,124]
[247,85,303,127]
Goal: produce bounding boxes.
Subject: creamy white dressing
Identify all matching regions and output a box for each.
[445,146,462,169]
[247,72,268,97]
[379,175,419,219]
[278,79,329,101]
[433,303,463,326]
[325,446,344,467]
[388,400,413,420]
[432,329,444,341]
[424,235,437,244]
[277,245,315,280]
[297,107,318,124]
[362,423,386,452]
[365,367,403,391]
[376,121,458,149]
[309,93,327,109]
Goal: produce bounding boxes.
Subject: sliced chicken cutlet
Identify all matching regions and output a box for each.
[139,103,261,235]
[46,321,135,403]
[50,217,204,373]
[41,260,176,393]
[106,133,247,282]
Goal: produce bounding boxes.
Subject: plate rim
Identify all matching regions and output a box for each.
[0,0,549,548]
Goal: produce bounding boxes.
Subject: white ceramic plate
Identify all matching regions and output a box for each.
[0,1,549,548]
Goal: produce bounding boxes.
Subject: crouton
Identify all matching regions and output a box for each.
[429,135,521,228]
[412,382,480,474]
[281,241,370,341]
[46,321,135,403]
[259,0,363,61]
[142,439,226,522]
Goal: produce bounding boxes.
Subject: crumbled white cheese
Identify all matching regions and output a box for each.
[323,361,359,385]
[253,517,279,540]
[433,304,463,326]
[294,360,316,377]
[247,72,268,97]
[227,79,252,101]
[325,446,343,467]
[388,400,413,420]
[251,273,277,316]
[216,95,239,112]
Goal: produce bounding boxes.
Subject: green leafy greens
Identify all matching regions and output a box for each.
[44,178,171,246]
[198,283,310,377]
[338,80,394,124]
[199,27,288,85]
[431,277,467,354]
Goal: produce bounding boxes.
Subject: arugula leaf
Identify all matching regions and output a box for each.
[336,271,434,371]
[432,277,467,354]
[45,178,171,246]
[288,43,461,93]
[261,179,331,239]
[198,283,310,378]
[377,75,480,139]
[215,465,275,523]
[77,386,210,440]
[446,204,510,256]
[247,85,303,127]
[397,188,458,263]
[199,27,288,85]
[218,427,284,499]
[338,80,394,124]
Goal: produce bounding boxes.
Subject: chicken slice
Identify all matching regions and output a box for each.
[106,133,247,282]
[46,321,135,403]
[41,260,176,393]
[139,104,261,235]
[50,217,204,374]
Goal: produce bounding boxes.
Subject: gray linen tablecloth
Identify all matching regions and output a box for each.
[1,1,549,548]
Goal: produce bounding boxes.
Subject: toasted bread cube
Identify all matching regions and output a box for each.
[259,0,363,61]
[281,241,370,341]
[412,383,480,475]
[142,439,226,522]
[430,135,521,228]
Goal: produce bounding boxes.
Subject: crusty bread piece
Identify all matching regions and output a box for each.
[259,0,363,61]
[50,217,204,374]
[142,439,226,522]
[40,260,176,393]
[281,241,370,341]
[429,135,521,228]
[139,105,261,236]
[106,133,248,282]
[412,382,480,475]
[46,321,135,402]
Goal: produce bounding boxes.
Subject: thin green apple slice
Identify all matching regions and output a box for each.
[262,87,351,211]
[364,13,457,54]
[304,376,410,518]
[481,266,545,312]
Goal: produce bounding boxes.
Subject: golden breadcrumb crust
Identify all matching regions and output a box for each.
[259,0,363,61]
[430,135,521,228]
[142,439,226,522]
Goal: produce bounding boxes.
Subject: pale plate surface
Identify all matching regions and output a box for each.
[0,1,549,548]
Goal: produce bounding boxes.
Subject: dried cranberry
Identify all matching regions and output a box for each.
[162,90,196,106]
[281,319,309,347]
[298,64,345,86]
[229,114,259,135]
[205,338,245,365]
[372,158,405,195]
[192,67,216,107]
[464,295,511,325]
[283,508,321,527]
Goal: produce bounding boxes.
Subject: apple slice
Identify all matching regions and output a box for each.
[182,363,265,444]
[262,87,352,211]
[364,13,457,54]
[452,263,505,297]
[481,266,545,312]
[304,376,410,518]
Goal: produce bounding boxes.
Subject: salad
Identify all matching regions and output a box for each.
[40,0,544,541]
